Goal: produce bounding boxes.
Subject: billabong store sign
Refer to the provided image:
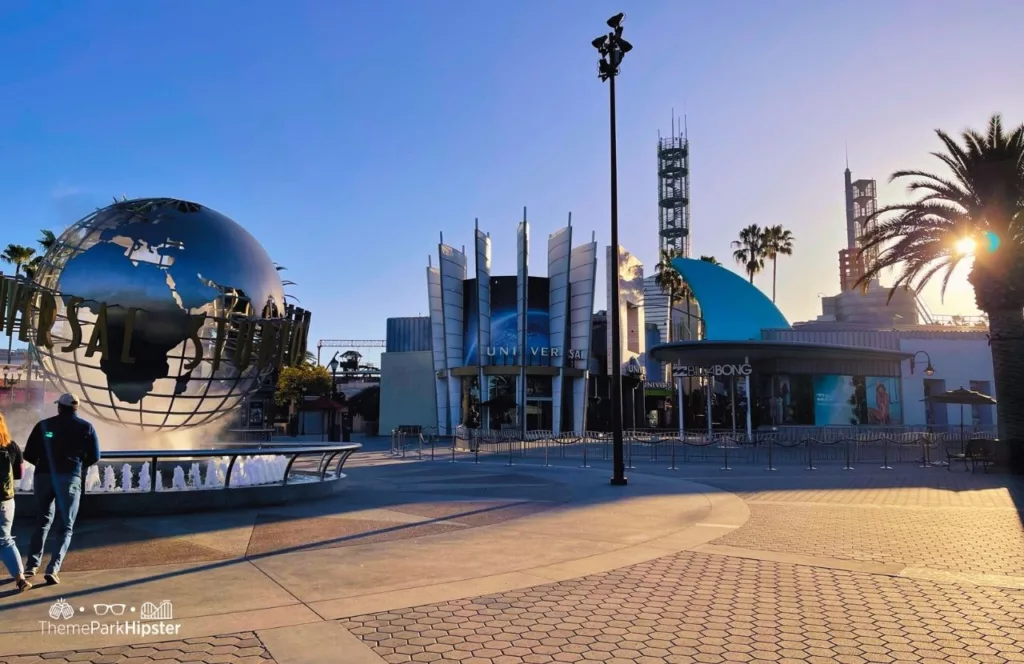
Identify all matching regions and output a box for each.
[674,363,752,377]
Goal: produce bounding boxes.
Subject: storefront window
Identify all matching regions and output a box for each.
[485,375,517,430]
[461,376,481,428]
[813,375,902,425]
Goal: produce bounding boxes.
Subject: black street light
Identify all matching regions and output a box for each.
[328,353,340,442]
[909,351,936,376]
[593,12,632,486]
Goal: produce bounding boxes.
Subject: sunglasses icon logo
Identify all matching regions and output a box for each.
[93,604,126,616]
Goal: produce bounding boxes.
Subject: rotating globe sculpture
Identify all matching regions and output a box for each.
[30,198,289,431]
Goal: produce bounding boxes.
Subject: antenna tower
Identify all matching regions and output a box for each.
[657,111,691,257]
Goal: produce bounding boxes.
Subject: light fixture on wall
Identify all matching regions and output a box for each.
[909,350,935,376]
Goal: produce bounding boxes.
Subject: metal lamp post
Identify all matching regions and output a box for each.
[909,351,936,376]
[593,12,632,486]
[328,354,340,442]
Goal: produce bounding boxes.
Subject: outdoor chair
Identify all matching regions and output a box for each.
[946,438,996,473]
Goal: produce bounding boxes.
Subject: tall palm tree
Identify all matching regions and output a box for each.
[25,229,58,281]
[699,255,720,265]
[856,114,1024,473]
[731,224,766,284]
[654,248,688,342]
[762,225,795,303]
[1,244,35,364]
[1,244,35,280]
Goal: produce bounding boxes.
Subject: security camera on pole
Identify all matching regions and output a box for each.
[593,13,632,486]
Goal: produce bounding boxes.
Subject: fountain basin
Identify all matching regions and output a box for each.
[13,443,361,518]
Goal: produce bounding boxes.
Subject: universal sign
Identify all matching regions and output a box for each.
[674,363,752,378]
[485,347,585,360]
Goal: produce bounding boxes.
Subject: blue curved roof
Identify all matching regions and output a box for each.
[671,257,790,340]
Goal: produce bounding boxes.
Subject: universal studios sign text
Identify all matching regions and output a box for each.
[674,363,753,378]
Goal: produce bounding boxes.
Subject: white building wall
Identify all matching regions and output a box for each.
[475,229,492,425]
[438,244,468,434]
[548,226,572,434]
[569,240,598,433]
[606,246,646,378]
[426,266,448,433]
[899,337,996,428]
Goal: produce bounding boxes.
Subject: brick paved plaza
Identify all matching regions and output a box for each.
[1,446,1022,664]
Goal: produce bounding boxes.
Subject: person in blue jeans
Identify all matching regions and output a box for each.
[22,393,100,585]
[0,412,31,592]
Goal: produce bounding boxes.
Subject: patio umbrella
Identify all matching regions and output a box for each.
[922,386,997,452]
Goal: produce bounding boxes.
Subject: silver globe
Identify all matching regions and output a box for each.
[30,198,285,431]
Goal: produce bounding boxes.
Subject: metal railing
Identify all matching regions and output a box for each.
[385,426,999,471]
[17,443,362,493]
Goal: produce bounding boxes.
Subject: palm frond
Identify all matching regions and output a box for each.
[856,114,1024,304]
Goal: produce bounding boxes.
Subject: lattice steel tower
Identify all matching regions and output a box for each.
[657,115,691,257]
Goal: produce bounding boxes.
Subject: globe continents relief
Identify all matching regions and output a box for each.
[31,198,286,431]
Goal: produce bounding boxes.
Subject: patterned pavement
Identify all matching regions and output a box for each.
[2,633,275,664]
[716,502,1024,575]
[5,458,1024,664]
[343,551,1024,664]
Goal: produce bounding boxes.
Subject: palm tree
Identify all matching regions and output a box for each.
[856,114,1024,473]
[1,244,36,280]
[1,244,35,364]
[654,248,688,342]
[762,225,795,303]
[699,255,721,265]
[731,224,766,284]
[25,229,59,281]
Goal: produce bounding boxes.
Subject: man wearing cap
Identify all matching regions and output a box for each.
[22,393,101,585]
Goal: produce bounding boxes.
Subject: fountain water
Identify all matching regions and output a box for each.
[16,455,301,493]
[138,462,152,492]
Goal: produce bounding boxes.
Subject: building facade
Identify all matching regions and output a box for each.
[380,221,603,436]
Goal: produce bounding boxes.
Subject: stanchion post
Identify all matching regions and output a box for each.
[544,439,550,467]
[507,435,514,466]
[918,436,931,468]
[721,436,732,472]
[626,435,634,470]
[581,435,590,468]
[450,434,457,463]
[766,436,776,471]
[843,438,854,470]
[881,438,892,470]
[668,435,677,470]
[806,439,816,471]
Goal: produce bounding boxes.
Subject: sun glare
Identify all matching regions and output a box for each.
[955,237,977,255]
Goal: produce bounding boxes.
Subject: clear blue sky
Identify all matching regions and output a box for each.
[3,0,1023,362]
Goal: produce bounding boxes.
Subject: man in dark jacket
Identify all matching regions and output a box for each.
[23,393,101,585]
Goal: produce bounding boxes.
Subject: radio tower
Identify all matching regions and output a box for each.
[658,112,691,257]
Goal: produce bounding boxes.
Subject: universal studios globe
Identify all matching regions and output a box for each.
[29,198,289,431]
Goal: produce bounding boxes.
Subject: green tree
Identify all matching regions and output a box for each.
[274,363,332,408]
[654,248,688,342]
[698,255,720,265]
[857,114,1024,473]
[25,229,58,281]
[1,244,36,280]
[762,225,795,303]
[348,386,380,422]
[731,224,766,284]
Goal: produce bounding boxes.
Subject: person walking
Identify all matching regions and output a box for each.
[0,412,31,592]
[23,393,100,585]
